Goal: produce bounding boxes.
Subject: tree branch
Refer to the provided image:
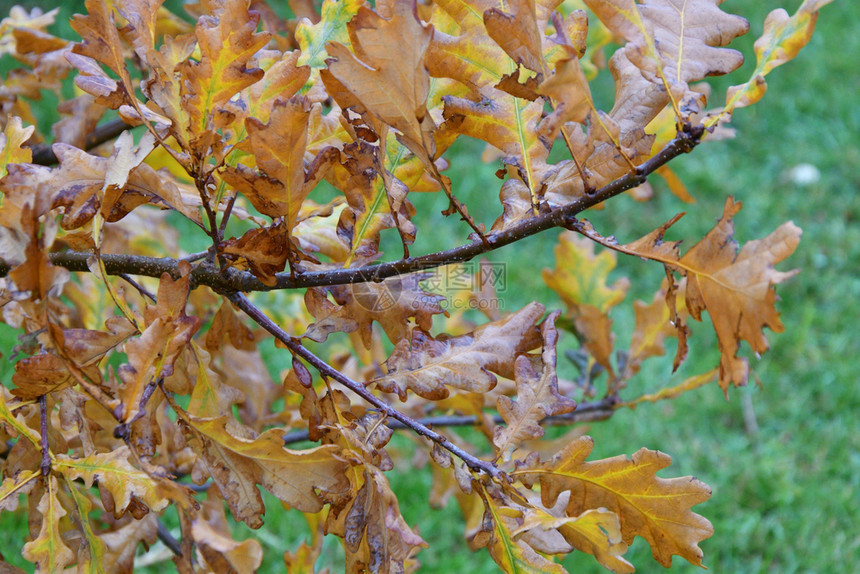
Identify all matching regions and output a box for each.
[281,397,617,445]
[0,127,704,292]
[29,117,133,166]
[228,292,506,480]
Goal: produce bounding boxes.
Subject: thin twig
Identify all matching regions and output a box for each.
[119,273,157,302]
[156,520,183,557]
[1,128,705,293]
[39,395,50,476]
[281,398,617,445]
[228,292,505,480]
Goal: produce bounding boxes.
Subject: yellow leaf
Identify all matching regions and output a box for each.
[717,0,834,120]
[22,476,76,572]
[63,476,108,574]
[0,469,39,510]
[542,231,629,314]
[53,446,171,516]
[515,507,633,574]
[521,436,713,567]
[295,0,363,70]
[179,0,271,135]
[0,116,34,179]
[621,369,718,408]
[477,485,567,574]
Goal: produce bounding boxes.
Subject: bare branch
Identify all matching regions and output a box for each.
[281,397,617,445]
[228,292,506,480]
[29,118,133,166]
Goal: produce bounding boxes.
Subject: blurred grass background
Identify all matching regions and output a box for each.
[1,0,858,572]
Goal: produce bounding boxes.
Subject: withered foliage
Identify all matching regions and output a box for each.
[0,0,828,571]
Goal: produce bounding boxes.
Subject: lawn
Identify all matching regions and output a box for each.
[1,0,858,572]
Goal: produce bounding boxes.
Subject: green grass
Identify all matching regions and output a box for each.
[2,0,858,572]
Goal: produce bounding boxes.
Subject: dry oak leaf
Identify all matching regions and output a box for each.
[222,220,289,287]
[49,142,201,230]
[719,0,834,119]
[68,0,137,108]
[515,506,633,574]
[324,0,437,166]
[315,272,446,349]
[98,513,158,573]
[676,198,800,389]
[333,138,417,263]
[21,476,75,572]
[543,230,630,314]
[521,435,713,567]
[494,311,577,461]
[0,115,34,179]
[373,301,546,400]
[192,494,264,574]
[11,353,100,400]
[586,0,749,128]
[223,98,338,232]
[327,465,427,574]
[53,446,172,517]
[175,408,350,528]
[575,198,800,389]
[178,0,270,136]
[118,271,202,423]
[473,484,567,574]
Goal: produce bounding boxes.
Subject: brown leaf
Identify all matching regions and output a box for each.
[325,0,436,166]
[373,301,545,400]
[677,198,801,389]
[69,0,136,108]
[49,142,201,230]
[175,407,350,528]
[222,221,289,287]
[494,311,577,461]
[99,513,158,573]
[118,272,202,423]
[574,199,799,389]
[192,493,264,573]
[327,466,427,573]
[586,0,749,127]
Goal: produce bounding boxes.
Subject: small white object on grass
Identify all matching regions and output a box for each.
[786,163,821,186]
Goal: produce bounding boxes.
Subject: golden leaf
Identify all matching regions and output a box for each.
[21,476,76,572]
[522,435,713,567]
[53,446,172,517]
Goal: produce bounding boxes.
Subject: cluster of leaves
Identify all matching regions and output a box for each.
[0,0,829,571]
